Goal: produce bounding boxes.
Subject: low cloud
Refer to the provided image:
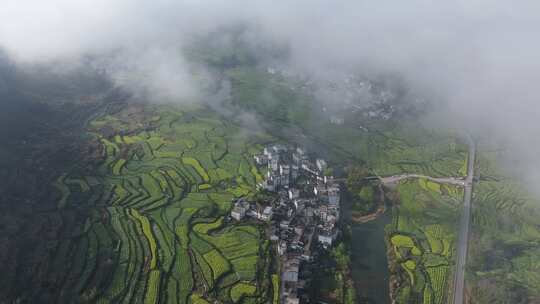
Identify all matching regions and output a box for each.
[2,0,540,191]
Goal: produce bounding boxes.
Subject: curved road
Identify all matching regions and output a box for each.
[452,137,475,304]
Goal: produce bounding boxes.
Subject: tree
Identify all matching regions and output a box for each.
[346,166,370,193]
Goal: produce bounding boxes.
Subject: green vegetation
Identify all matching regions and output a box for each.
[272,275,280,304]
[145,270,161,304]
[208,51,472,303]
[130,209,158,269]
[466,147,540,303]
[112,159,126,175]
[38,104,277,303]
[226,65,467,178]
[346,166,378,215]
[1,39,476,303]
[53,174,71,209]
[391,234,416,248]
[309,227,357,304]
[182,157,210,183]
[203,249,230,281]
[0,39,474,303]
[386,179,460,304]
[230,282,257,302]
[190,294,210,304]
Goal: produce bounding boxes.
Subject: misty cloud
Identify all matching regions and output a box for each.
[2,0,540,190]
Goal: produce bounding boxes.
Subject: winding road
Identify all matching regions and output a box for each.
[452,137,475,304]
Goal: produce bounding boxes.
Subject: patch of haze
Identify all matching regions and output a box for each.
[203,79,265,136]
[0,0,247,102]
[2,0,540,194]
[102,47,200,103]
[251,0,540,195]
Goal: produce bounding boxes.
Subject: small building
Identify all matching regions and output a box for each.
[294,226,304,237]
[278,241,287,255]
[316,159,328,172]
[319,205,328,222]
[292,151,306,165]
[326,213,338,224]
[288,188,300,200]
[313,184,327,196]
[301,163,318,175]
[287,208,294,219]
[318,233,333,246]
[270,158,279,171]
[280,164,290,176]
[280,174,290,187]
[318,228,339,247]
[304,206,314,218]
[231,199,250,221]
[283,259,300,282]
[254,154,268,165]
[231,206,246,221]
[291,165,299,180]
[301,253,312,262]
[328,187,340,206]
[261,206,273,221]
[285,297,300,304]
[272,144,287,153]
[262,179,276,192]
[330,116,345,125]
[294,199,305,212]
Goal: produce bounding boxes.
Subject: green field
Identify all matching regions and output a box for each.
[386,179,461,304]
[46,104,277,303]
[227,66,468,178]
[466,148,540,303]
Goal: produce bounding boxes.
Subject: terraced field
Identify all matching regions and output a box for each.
[47,104,276,303]
[387,178,462,304]
[466,149,540,303]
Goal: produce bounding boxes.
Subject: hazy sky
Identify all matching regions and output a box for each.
[2,0,540,190]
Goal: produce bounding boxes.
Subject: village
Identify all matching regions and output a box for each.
[230,144,342,304]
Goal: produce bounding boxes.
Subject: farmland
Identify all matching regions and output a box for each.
[466,147,540,303]
[3,38,538,304]
[386,178,462,304]
[37,103,277,303]
[3,30,540,304]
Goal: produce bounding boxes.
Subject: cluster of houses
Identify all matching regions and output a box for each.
[231,144,341,304]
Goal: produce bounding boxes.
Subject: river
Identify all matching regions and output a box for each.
[350,211,391,304]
